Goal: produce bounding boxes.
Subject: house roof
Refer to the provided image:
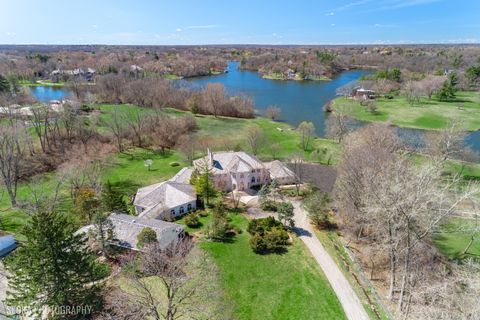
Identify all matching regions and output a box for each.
[98,213,184,250]
[194,151,265,174]
[134,181,195,208]
[169,167,193,184]
[264,160,297,180]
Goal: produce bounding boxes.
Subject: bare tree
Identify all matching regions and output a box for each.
[104,239,229,320]
[0,119,26,206]
[297,121,315,151]
[269,142,281,160]
[246,125,264,155]
[265,105,281,121]
[335,123,480,315]
[177,134,197,165]
[202,83,225,118]
[105,106,128,152]
[325,110,352,143]
[402,80,422,105]
[419,75,445,99]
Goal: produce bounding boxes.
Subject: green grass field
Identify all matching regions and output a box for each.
[434,217,480,260]
[0,148,187,236]
[332,91,480,131]
[181,212,347,320]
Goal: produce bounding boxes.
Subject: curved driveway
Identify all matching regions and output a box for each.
[291,200,370,320]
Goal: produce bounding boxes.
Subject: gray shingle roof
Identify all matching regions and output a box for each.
[264,160,297,180]
[134,181,196,211]
[194,151,265,174]
[109,213,184,250]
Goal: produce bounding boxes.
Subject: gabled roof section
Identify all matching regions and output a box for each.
[264,160,297,180]
[194,151,265,174]
[134,181,196,212]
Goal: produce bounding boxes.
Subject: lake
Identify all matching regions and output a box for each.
[185,61,479,154]
[27,63,479,153]
[29,86,70,103]
[184,61,369,136]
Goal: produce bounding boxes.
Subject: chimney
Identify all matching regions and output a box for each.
[207,148,214,166]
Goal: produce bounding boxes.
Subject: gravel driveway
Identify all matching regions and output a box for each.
[291,200,369,320]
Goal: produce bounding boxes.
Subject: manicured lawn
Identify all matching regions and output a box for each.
[196,213,346,320]
[434,217,480,260]
[167,109,341,164]
[0,148,187,236]
[332,91,480,131]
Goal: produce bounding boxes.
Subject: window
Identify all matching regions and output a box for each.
[251,176,255,183]
[179,206,184,214]
[170,209,175,216]
[240,174,244,178]
[187,203,192,211]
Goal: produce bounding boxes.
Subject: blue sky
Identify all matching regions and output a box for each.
[1,0,479,45]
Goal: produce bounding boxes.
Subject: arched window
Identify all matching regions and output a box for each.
[251,176,255,183]
[170,209,175,216]
[187,203,192,211]
[179,206,184,214]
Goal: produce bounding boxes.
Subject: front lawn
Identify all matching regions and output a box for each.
[198,213,346,320]
[331,91,480,131]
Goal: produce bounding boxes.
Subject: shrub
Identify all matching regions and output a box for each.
[248,217,289,253]
[260,199,279,212]
[198,210,209,217]
[250,233,267,252]
[185,213,200,228]
[205,204,232,241]
[169,162,180,167]
[92,261,111,281]
[137,227,157,248]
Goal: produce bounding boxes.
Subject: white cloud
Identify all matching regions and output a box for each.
[176,28,182,32]
[91,24,98,28]
[5,32,16,36]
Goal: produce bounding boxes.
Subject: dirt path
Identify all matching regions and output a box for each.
[291,200,370,320]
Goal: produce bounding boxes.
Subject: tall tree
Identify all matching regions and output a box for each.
[4,210,103,318]
[190,166,216,206]
[0,119,26,207]
[298,121,315,151]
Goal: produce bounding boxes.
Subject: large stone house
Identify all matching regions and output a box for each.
[193,150,271,192]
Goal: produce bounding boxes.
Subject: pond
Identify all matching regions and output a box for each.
[184,61,369,136]
[29,86,70,103]
[185,61,480,154]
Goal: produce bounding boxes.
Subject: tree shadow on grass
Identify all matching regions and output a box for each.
[109,179,141,195]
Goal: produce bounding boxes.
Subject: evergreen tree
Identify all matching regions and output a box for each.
[0,74,9,93]
[4,210,103,318]
[190,168,216,206]
[101,180,127,212]
[137,227,157,248]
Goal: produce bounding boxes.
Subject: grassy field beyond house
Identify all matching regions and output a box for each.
[332,91,480,131]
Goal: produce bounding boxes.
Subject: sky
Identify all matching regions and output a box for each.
[1,0,479,45]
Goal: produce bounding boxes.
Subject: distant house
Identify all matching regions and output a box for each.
[193,150,271,192]
[108,213,184,250]
[0,235,17,257]
[351,87,375,100]
[133,181,197,219]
